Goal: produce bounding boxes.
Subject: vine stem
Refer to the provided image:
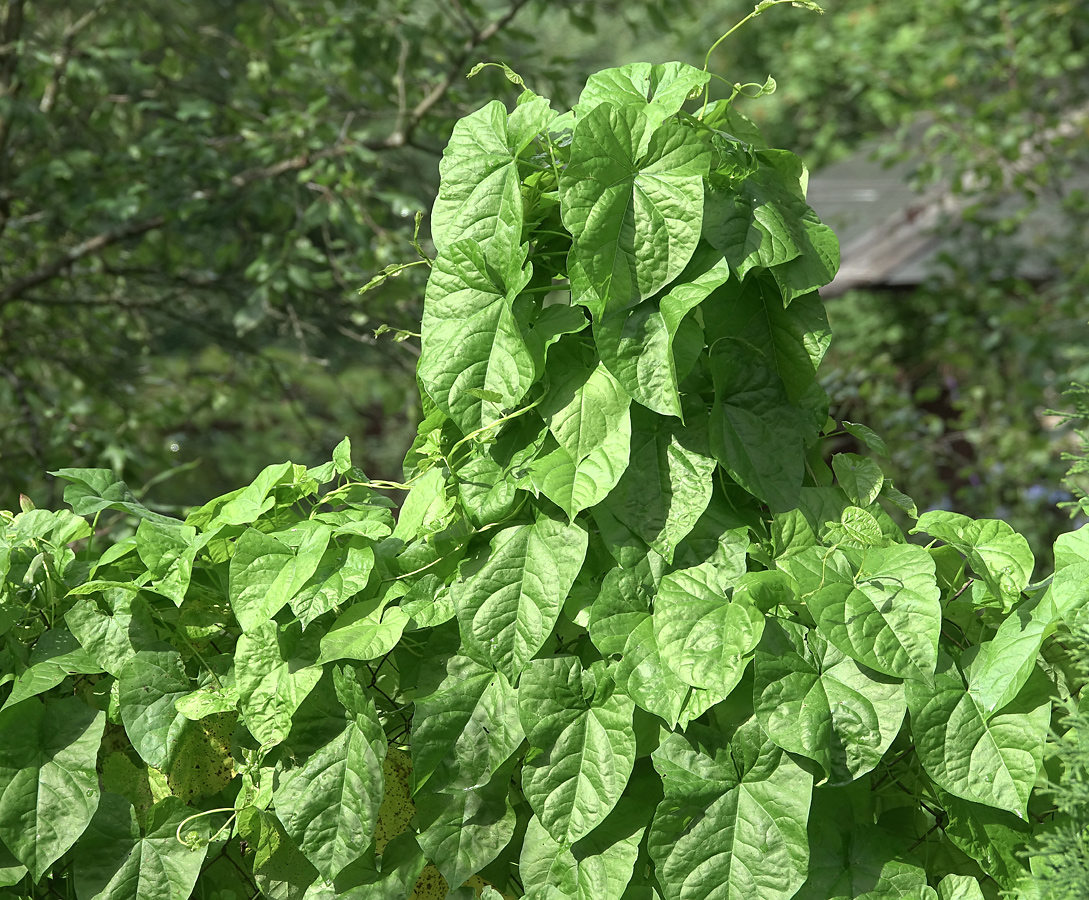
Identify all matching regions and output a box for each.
[700,0,824,119]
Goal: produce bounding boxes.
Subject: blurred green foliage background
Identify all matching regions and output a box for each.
[3,0,1089,559]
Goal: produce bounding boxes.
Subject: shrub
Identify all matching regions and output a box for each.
[0,55,1084,900]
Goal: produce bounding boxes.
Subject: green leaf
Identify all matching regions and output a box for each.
[522,421,631,519]
[65,593,158,678]
[519,799,646,900]
[653,562,764,697]
[290,537,376,628]
[1,629,102,711]
[432,97,554,256]
[454,516,587,679]
[411,655,525,794]
[394,467,455,542]
[835,506,886,548]
[274,694,387,881]
[419,240,535,434]
[0,696,105,880]
[965,561,1089,715]
[235,619,322,746]
[936,874,986,900]
[1054,523,1089,569]
[561,105,710,319]
[588,565,653,658]
[414,770,517,890]
[456,453,521,529]
[878,481,918,518]
[174,686,238,720]
[134,519,201,606]
[72,795,209,900]
[753,619,905,783]
[538,358,632,464]
[907,656,1051,817]
[576,62,710,131]
[332,436,353,474]
[772,509,817,561]
[51,468,180,527]
[318,600,409,663]
[118,650,191,770]
[911,511,1034,608]
[191,462,293,529]
[519,657,636,845]
[792,543,941,681]
[601,402,716,563]
[832,454,884,508]
[400,576,456,629]
[615,617,690,729]
[230,523,332,632]
[841,421,889,458]
[594,247,729,418]
[649,719,812,900]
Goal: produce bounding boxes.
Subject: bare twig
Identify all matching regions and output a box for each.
[392,37,410,139]
[384,0,533,148]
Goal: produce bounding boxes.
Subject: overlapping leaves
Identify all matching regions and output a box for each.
[0,57,1076,900]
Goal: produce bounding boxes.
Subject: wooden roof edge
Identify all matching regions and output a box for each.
[817,102,1089,297]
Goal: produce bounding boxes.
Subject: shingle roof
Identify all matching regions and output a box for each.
[806,110,1089,296]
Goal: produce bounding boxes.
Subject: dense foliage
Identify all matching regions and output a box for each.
[8,0,1089,561]
[1023,628,1089,900]
[2,55,1086,900]
[0,0,685,510]
[651,0,1089,554]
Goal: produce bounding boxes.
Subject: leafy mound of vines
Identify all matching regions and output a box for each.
[1,58,1086,900]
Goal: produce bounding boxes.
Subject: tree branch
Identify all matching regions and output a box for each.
[39,1,110,114]
[0,215,165,307]
[394,0,534,146]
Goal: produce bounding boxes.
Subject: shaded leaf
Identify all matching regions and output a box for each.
[454,516,588,679]
[519,657,636,845]
[907,657,1050,816]
[912,511,1034,609]
[649,719,812,900]
[0,696,105,880]
[411,655,524,794]
[72,795,209,900]
[274,695,386,881]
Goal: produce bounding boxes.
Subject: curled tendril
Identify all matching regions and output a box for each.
[175,808,237,850]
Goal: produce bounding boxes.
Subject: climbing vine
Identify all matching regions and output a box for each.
[0,41,1084,900]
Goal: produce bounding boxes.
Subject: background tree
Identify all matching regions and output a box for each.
[0,0,684,511]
